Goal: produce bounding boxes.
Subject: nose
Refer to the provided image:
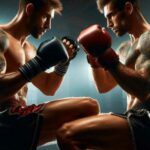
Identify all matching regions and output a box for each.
[107,19,113,28]
[45,18,52,30]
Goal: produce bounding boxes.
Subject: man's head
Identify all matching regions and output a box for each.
[19,0,63,38]
[96,0,140,36]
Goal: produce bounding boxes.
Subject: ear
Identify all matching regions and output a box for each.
[124,2,133,15]
[25,3,34,16]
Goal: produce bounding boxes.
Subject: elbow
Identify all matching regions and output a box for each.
[42,89,57,96]
[47,91,56,96]
[94,80,117,94]
[96,87,110,93]
[96,84,115,93]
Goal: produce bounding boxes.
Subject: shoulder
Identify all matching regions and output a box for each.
[0,29,9,53]
[135,30,150,79]
[137,30,150,56]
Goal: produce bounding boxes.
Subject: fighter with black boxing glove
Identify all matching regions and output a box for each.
[53,36,79,76]
[19,37,69,81]
[0,36,69,101]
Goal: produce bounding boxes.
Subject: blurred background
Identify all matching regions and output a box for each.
[0,0,150,149]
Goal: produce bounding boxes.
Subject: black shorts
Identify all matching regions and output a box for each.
[0,104,44,150]
[112,101,150,150]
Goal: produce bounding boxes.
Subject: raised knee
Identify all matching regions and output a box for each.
[57,123,73,142]
[82,97,100,114]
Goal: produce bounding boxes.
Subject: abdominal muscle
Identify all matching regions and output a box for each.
[0,85,28,110]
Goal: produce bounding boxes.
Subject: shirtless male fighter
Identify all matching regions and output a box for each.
[56,0,150,150]
[0,0,99,150]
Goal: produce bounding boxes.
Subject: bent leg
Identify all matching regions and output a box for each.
[37,97,99,145]
[57,113,134,150]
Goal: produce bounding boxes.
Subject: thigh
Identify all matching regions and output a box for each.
[38,97,99,145]
[58,113,134,150]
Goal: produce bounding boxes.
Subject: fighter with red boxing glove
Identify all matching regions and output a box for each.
[78,24,117,92]
[77,24,119,69]
[56,0,150,149]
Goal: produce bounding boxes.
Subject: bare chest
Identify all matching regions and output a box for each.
[4,38,25,72]
[122,41,140,68]
[4,35,35,73]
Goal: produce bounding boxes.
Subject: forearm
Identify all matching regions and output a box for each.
[0,71,27,101]
[109,63,150,101]
[92,67,117,93]
[32,71,64,96]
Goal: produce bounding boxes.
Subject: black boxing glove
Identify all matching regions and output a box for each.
[19,37,69,81]
[53,36,80,76]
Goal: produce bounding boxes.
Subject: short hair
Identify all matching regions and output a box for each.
[96,0,139,13]
[19,0,63,14]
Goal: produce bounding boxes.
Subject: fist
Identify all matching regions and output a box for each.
[77,24,111,57]
[62,36,79,60]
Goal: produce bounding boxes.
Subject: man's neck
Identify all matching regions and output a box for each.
[128,12,150,42]
[1,13,29,44]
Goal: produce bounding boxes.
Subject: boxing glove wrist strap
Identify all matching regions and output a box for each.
[87,55,101,68]
[97,48,119,69]
[54,61,70,76]
[18,56,43,81]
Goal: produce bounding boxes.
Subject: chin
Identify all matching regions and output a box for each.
[116,33,122,37]
[30,30,43,39]
[115,31,125,37]
[36,35,42,39]
[37,33,44,39]
[32,33,42,39]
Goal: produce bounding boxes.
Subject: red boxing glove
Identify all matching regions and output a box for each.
[77,24,119,69]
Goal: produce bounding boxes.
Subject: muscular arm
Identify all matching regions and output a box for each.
[24,42,65,96]
[109,63,150,101]
[108,32,150,102]
[91,67,117,93]
[32,71,64,95]
[91,41,132,93]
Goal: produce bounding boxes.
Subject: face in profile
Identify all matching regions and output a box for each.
[28,4,55,39]
[104,2,129,37]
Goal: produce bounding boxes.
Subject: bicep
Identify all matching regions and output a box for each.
[136,31,150,80]
[137,31,150,57]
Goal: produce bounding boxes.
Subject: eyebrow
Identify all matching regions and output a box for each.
[104,11,112,18]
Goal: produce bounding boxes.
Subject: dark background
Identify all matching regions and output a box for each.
[0,0,149,112]
[0,0,150,149]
